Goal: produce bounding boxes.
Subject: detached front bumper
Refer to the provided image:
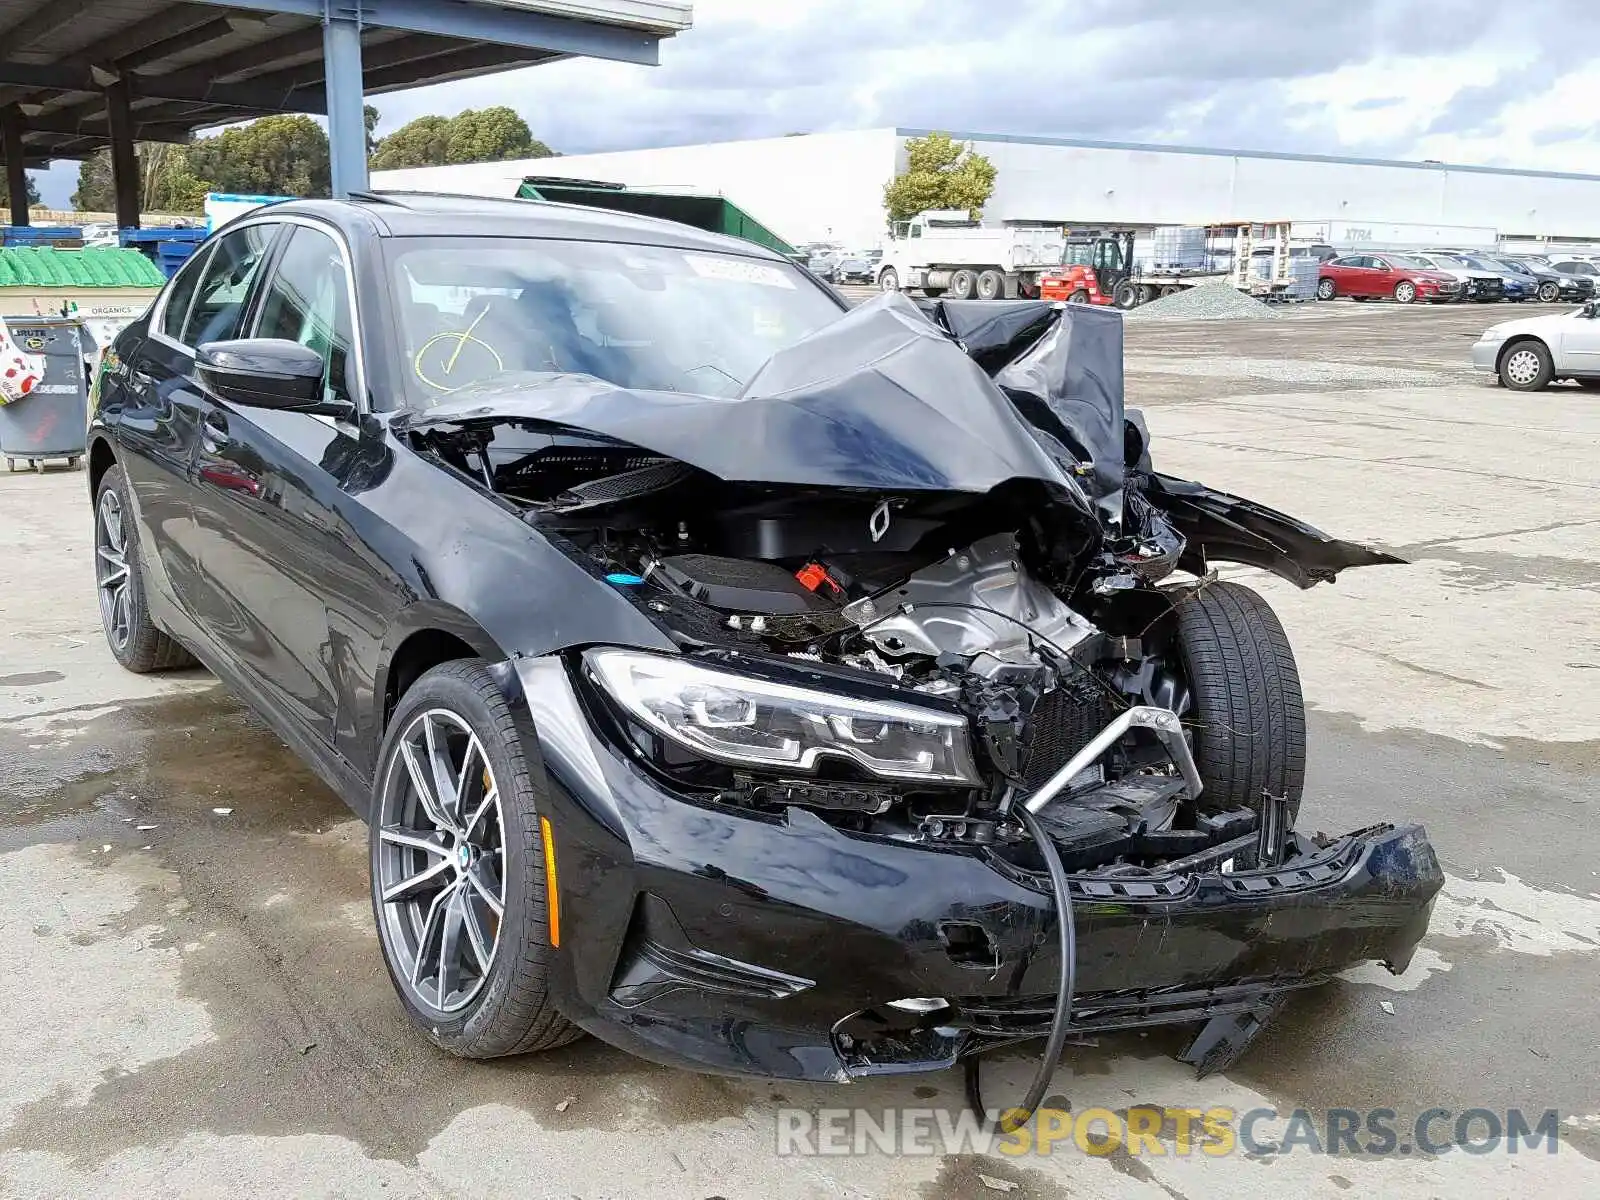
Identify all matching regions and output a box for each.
[499,657,1444,1082]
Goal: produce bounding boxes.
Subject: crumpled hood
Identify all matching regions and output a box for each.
[402,291,1401,587]
[397,292,1084,500]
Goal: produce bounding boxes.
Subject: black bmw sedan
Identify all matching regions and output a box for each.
[87,193,1440,1086]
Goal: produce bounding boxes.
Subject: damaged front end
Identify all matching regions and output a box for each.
[401,292,1437,1081]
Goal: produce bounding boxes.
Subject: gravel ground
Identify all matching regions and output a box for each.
[1132,354,1450,386]
[1125,281,1283,321]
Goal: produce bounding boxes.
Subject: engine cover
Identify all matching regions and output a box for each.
[657,554,834,615]
[840,533,1097,676]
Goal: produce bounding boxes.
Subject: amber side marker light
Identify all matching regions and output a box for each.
[540,815,561,947]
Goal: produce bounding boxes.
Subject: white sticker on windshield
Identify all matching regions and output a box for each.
[684,254,795,289]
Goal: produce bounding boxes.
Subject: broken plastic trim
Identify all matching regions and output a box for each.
[1021,705,1202,814]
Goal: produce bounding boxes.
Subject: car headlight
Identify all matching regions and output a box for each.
[586,649,979,785]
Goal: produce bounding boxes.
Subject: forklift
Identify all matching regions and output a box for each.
[1038,230,1138,307]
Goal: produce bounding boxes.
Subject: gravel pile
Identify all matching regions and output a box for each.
[1125,282,1282,322]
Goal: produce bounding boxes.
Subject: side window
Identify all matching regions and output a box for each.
[158,246,212,341]
[252,225,358,407]
[181,224,276,347]
[909,224,922,239]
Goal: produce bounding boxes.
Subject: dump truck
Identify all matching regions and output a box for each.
[876,210,1066,300]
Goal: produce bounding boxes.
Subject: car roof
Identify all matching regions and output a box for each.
[259,193,791,261]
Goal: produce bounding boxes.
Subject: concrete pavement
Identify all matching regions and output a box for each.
[2,302,1596,1198]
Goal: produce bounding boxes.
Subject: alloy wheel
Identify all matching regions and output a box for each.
[375,708,507,1015]
[1503,348,1542,386]
[1395,281,1415,303]
[95,488,133,652]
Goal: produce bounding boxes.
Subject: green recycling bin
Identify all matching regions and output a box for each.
[0,317,88,472]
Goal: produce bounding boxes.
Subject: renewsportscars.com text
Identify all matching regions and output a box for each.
[775,1106,1562,1158]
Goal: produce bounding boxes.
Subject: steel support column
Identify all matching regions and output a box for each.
[1,107,28,227]
[105,79,141,230]
[323,2,367,198]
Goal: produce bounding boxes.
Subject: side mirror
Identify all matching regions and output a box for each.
[196,339,350,417]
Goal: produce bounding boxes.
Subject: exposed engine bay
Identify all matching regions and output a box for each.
[400,293,1404,884]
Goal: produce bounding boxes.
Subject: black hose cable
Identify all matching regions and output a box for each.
[964,802,1077,1134]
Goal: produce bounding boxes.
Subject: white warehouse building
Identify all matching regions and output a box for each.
[371,126,1600,253]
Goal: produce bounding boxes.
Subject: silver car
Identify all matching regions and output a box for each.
[1471,301,1600,390]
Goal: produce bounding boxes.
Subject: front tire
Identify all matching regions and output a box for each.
[94,465,196,673]
[370,659,581,1059]
[1173,582,1306,822]
[1538,281,1560,303]
[1113,280,1140,309]
[1316,278,1336,300]
[1499,339,1554,391]
[1393,280,1416,304]
[877,267,899,292]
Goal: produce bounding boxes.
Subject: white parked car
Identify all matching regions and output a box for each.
[1405,252,1506,302]
[80,221,119,249]
[1471,301,1600,391]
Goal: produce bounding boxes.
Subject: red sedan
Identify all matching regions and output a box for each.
[1316,253,1462,303]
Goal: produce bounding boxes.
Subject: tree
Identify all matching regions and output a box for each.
[184,114,330,199]
[370,106,551,170]
[72,144,214,215]
[0,171,41,208]
[72,152,114,211]
[370,115,450,170]
[882,132,997,224]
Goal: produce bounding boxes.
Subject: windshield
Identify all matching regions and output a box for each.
[386,237,844,410]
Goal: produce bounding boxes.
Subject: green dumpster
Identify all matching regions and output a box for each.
[515,177,797,257]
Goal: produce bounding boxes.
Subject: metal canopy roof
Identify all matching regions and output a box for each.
[0,0,691,165]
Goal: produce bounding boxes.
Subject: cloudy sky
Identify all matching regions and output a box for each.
[33,0,1600,207]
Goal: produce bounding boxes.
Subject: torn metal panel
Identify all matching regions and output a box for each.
[1144,472,1406,587]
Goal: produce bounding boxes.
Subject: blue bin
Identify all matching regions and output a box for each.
[119,226,207,278]
[2,226,83,247]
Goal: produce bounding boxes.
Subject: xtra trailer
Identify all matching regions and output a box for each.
[876,210,1066,300]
